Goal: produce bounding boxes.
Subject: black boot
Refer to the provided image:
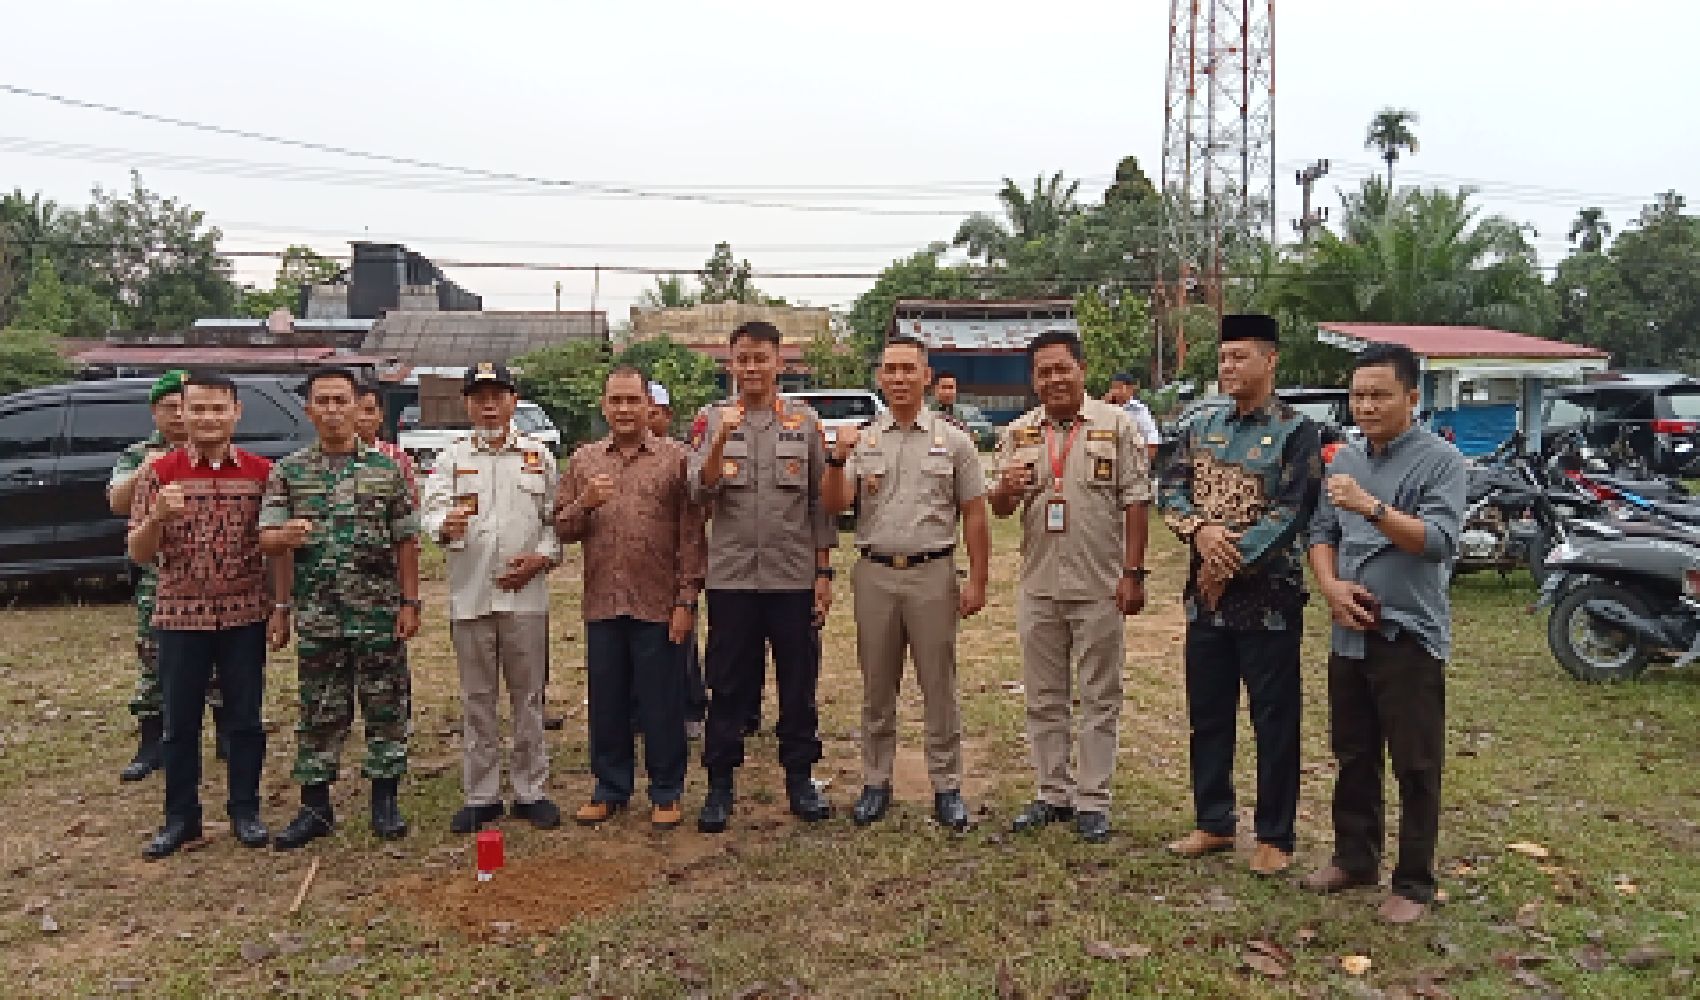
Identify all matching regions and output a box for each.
[370,778,408,841]
[786,770,833,823]
[274,783,334,850]
[212,708,229,762]
[697,772,735,833]
[120,717,164,782]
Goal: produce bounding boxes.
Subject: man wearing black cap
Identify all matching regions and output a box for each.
[1157,314,1322,876]
[421,362,563,834]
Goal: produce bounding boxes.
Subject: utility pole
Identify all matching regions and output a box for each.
[1292,158,1331,245]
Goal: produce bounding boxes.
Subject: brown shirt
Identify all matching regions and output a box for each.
[556,433,706,624]
[686,398,837,592]
[996,397,1152,601]
[129,447,273,631]
[846,408,985,554]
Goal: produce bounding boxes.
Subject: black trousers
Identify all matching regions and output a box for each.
[702,590,820,778]
[1183,622,1302,852]
[587,617,687,805]
[1328,632,1446,903]
[683,618,708,724]
[158,622,267,824]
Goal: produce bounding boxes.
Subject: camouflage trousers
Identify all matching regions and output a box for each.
[131,629,222,719]
[292,636,410,784]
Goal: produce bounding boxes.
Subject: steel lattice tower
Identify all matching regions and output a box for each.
[1157,0,1276,375]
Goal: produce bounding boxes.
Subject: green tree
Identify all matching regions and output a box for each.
[801,332,867,389]
[1075,287,1149,397]
[1552,192,1700,369]
[846,246,975,350]
[952,172,1083,266]
[1365,108,1420,189]
[0,328,72,394]
[637,274,698,309]
[615,336,723,427]
[11,257,72,334]
[511,339,614,448]
[0,190,64,328]
[698,242,783,305]
[1568,207,1613,255]
[239,245,341,318]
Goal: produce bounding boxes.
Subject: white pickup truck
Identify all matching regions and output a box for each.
[398,400,561,471]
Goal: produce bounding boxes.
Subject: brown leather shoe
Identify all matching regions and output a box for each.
[651,802,683,830]
[1377,894,1428,924]
[1248,842,1293,876]
[1166,829,1235,857]
[1301,864,1378,894]
[574,800,624,826]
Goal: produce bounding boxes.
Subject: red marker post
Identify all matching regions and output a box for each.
[475,829,504,881]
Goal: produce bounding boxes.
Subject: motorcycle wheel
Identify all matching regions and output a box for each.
[1547,581,1653,682]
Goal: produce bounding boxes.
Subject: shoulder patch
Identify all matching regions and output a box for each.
[1015,427,1043,445]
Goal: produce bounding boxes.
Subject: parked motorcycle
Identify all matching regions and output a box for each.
[1455,434,1593,582]
[1536,517,1700,681]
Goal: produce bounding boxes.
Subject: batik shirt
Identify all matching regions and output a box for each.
[1158,398,1322,630]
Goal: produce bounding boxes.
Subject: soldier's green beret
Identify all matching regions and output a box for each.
[150,369,190,404]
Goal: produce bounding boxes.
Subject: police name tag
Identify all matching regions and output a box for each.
[1045,496,1068,533]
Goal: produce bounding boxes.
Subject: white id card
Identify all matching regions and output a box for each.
[1045,497,1068,533]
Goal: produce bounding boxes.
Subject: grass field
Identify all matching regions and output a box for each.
[0,519,1696,998]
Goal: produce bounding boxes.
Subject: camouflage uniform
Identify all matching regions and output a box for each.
[110,433,221,718]
[260,442,420,785]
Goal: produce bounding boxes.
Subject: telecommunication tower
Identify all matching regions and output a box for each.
[1156,0,1276,377]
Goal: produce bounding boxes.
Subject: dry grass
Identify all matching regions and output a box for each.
[0,520,1695,997]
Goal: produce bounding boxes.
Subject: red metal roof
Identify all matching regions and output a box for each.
[1317,323,1608,360]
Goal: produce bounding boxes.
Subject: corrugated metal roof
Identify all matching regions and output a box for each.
[71,345,394,366]
[1316,323,1609,359]
[364,310,607,367]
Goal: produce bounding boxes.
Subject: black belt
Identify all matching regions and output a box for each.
[860,546,954,569]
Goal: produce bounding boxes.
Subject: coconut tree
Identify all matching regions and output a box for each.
[952,171,1082,265]
[1568,206,1613,254]
[1364,108,1421,189]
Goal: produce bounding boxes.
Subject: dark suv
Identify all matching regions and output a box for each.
[1557,373,1700,475]
[0,377,314,583]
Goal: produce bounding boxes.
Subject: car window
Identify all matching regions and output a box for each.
[233,387,300,442]
[1287,401,1338,425]
[956,403,987,421]
[67,397,157,454]
[0,404,64,461]
[1663,391,1700,420]
[513,407,551,433]
[1545,397,1593,426]
[1596,389,1655,421]
[795,395,877,421]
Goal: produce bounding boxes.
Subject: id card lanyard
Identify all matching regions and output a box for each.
[1044,419,1081,533]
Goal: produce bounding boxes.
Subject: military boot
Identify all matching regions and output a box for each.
[120,716,164,782]
[274,783,334,850]
[370,778,408,841]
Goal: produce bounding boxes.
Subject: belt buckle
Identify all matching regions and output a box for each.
[892,554,911,570]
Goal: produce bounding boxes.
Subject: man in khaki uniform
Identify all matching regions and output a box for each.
[989,329,1152,844]
[421,362,562,834]
[688,320,838,833]
[822,335,990,831]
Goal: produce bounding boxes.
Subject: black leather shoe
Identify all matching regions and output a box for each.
[1009,800,1074,834]
[512,798,562,830]
[933,790,971,831]
[697,786,734,833]
[273,806,334,850]
[143,816,202,859]
[851,785,892,827]
[370,778,408,841]
[231,815,270,848]
[120,717,164,782]
[1075,810,1112,844]
[450,803,506,834]
[787,776,834,823]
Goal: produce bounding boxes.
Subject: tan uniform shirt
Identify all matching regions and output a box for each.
[847,409,985,554]
[421,428,561,620]
[687,398,837,591]
[997,397,1153,600]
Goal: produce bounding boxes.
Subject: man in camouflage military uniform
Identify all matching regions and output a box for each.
[107,369,224,781]
[260,368,423,848]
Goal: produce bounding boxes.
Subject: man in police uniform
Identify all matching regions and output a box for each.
[990,329,1152,844]
[1157,313,1322,876]
[107,369,224,780]
[422,362,563,833]
[260,368,422,847]
[688,320,837,833]
[822,336,989,830]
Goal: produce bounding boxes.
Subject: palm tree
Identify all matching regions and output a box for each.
[637,273,698,309]
[1364,108,1420,189]
[1568,206,1612,254]
[952,171,1082,264]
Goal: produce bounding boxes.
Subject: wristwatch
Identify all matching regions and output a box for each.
[1122,567,1150,580]
[1367,501,1387,524]
[815,567,836,581]
[825,455,847,468]
[400,598,423,610]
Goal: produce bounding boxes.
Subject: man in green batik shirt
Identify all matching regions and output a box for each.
[107,369,225,781]
[259,368,423,848]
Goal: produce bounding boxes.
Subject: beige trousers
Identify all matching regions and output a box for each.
[853,556,963,792]
[450,612,550,806]
[1016,593,1124,812]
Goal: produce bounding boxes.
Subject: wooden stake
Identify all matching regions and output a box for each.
[288,857,320,915]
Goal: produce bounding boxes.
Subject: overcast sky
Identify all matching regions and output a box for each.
[4,0,1696,320]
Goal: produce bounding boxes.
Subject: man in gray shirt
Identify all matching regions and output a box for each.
[1303,343,1466,926]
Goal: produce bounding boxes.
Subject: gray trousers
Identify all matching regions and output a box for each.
[450,613,550,806]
